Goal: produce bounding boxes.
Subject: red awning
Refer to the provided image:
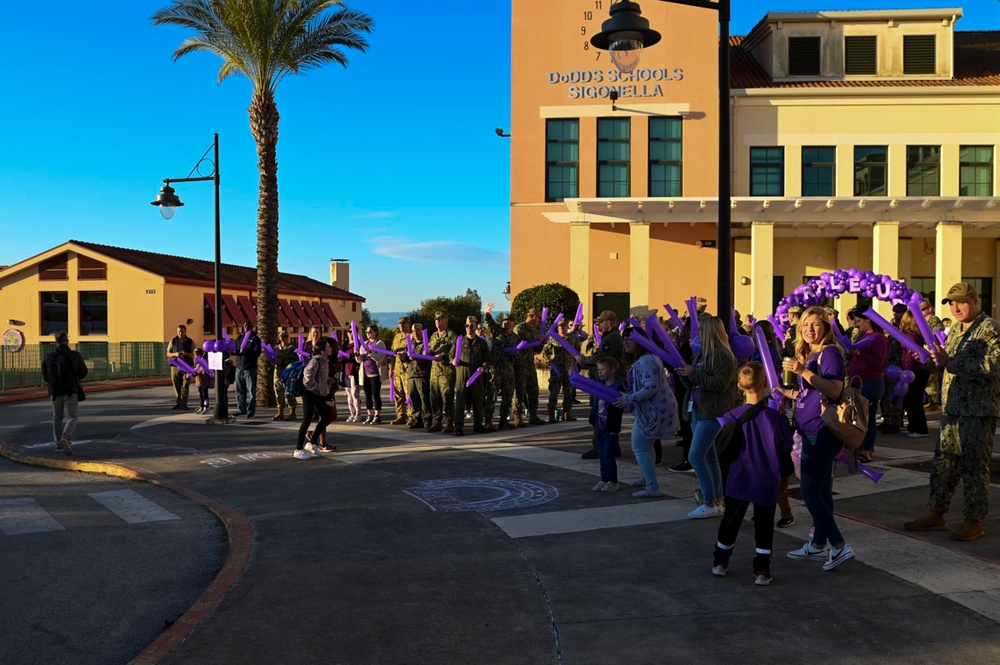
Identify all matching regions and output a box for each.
[289,300,315,327]
[204,293,234,327]
[222,294,248,327]
[237,295,258,327]
[320,302,341,328]
[276,298,294,327]
[304,301,330,328]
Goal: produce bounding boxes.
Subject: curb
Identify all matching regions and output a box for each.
[0,441,254,665]
[0,378,172,404]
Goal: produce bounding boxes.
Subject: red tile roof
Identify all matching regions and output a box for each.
[69,240,363,301]
[730,31,1000,89]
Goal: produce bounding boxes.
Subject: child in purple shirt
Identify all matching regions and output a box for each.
[712,362,793,586]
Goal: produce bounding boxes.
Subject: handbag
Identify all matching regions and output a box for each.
[821,375,869,449]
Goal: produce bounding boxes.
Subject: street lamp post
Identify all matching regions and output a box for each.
[591,0,732,319]
[150,133,229,423]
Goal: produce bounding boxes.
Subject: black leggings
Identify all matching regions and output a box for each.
[713,498,776,573]
[902,369,930,435]
[363,374,382,411]
[298,391,330,449]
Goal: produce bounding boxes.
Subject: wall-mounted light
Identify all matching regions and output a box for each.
[609,88,619,111]
[740,277,751,286]
[502,281,511,301]
[495,128,510,138]
[8,319,25,326]
[187,318,194,325]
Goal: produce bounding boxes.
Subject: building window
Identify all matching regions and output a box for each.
[39,253,69,281]
[907,146,940,196]
[648,117,682,197]
[845,36,877,75]
[79,291,108,336]
[77,255,108,280]
[959,146,993,196]
[854,146,888,196]
[750,147,784,196]
[545,118,579,202]
[802,147,836,196]
[41,292,69,336]
[904,35,936,75]
[352,302,357,312]
[597,117,630,197]
[788,36,821,76]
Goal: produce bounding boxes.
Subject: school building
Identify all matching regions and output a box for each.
[509,4,1000,324]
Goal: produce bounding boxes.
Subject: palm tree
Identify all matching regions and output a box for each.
[152,0,374,406]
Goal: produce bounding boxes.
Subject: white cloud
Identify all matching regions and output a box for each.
[369,236,509,267]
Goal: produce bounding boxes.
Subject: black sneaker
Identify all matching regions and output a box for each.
[581,448,599,459]
[614,446,622,458]
[668,460,693,473]
[777,517,795,528]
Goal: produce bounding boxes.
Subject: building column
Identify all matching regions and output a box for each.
[936,221,963,319]
[872,221,899,319]
[749,222,774,321]
[569,223,591,324]
[629,222,651,316]
[837,237,859,328]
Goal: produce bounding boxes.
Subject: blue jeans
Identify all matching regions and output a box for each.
[798,427,845,548]
[632,429,658,490]
[689,413,723,504]
[860,378,884,453]
[594,429,619,483]
[236,368,257,415]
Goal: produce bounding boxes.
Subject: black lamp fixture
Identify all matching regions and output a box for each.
[502,281,512,301]
[150,133,230,424]
[495,127,510,137]
[591,0,733,319]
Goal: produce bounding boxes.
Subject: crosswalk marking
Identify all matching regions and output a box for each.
[88,489,181,524]
[492,500,695,538]
[0,497,65,535]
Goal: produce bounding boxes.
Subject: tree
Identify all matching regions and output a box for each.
[510,283,580,325]
[152,0,374,406]
[408,289,482,336]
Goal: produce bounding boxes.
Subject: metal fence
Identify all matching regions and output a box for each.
[0,342,169,391]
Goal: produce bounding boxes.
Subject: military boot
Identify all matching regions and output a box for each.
[483,417,496,433]
[442,423,455,434]
[903,509,948,532]
[513,413,526,428]
[951,519,985,541]
[272,405,285,421]
[428,422,443,432]
[528,410,546,426]
[284,407,297,421]
[391,416,408,425]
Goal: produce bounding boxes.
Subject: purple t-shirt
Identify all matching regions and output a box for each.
[719,404,793,505]
[794,346,845,435]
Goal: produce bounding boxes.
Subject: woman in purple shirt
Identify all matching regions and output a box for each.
[846,306,888,462]
[778,306,855,571]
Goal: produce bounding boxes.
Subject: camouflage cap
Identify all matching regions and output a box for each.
[500,313,512,322]
[434,310,448,320]
[942,282,978,304]
[466,315,479,325]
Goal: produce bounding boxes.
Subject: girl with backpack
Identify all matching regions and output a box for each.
[295,340,335,460]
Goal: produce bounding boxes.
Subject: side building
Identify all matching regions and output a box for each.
[509,4,1000,323]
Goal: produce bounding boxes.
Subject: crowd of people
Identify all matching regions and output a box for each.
[42,281,997,581]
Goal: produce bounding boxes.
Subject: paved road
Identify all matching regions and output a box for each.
[2,386,1000,664]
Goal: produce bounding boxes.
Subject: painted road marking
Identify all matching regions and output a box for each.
[0,497,65,535]
[492,500,694,538]
[88,489,181,524]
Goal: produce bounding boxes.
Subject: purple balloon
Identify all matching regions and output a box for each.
[900,369,915,384]
[894,381,909,397]
[885,364,901,381]
[730,334,756,359]
[203,340,216,353]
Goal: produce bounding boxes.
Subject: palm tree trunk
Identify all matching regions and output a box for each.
[250,90,280,408]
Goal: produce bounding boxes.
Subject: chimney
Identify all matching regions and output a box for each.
[330,258,350,292]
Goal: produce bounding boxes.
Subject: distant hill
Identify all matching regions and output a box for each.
[369,311,409,326]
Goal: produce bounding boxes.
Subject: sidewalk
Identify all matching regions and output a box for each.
[2,386,999,664]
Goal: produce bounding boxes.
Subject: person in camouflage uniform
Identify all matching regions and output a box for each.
[406,323,431,429]
[453,316,490,436]
[879,303,908,434]
[541,318,580,422]
[905,283,1000,542]
[389,317,412,425]
[512,308,546,426]
[577,310,626,458]
[272,330,299,421]
[484,301,515,431]
[428,311,458,433]
[921,299,946,410]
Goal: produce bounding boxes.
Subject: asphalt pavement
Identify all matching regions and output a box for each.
[2,385,1000,664]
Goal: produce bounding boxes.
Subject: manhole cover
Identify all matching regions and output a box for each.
[403,477,559,512]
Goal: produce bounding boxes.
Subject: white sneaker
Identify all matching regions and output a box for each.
[907,432,927,439]
[292,449,311,460]
[688,504,723,519]
[592,481,607,492]
[346,415,356,423]
[712,564,727,577]
[787,542,828,561]
[304,442,324,457]
[600,482,620,493]
[823,543,855,571]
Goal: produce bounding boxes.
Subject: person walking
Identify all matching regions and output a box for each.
[41,332,88,456]
[273,331,299,421]
[904,283,1000,541]
[778,306,854,571]
[234,321,262,418]
[167,324,195,410]
[295,340,334,460]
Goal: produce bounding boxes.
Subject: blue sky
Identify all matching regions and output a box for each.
[2,1,998,311]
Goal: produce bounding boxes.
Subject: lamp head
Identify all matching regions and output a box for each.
[590,1,661,74]
[151,183,184,220]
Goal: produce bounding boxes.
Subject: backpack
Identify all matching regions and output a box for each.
[716,399,769,465]
[280,360,307,398]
